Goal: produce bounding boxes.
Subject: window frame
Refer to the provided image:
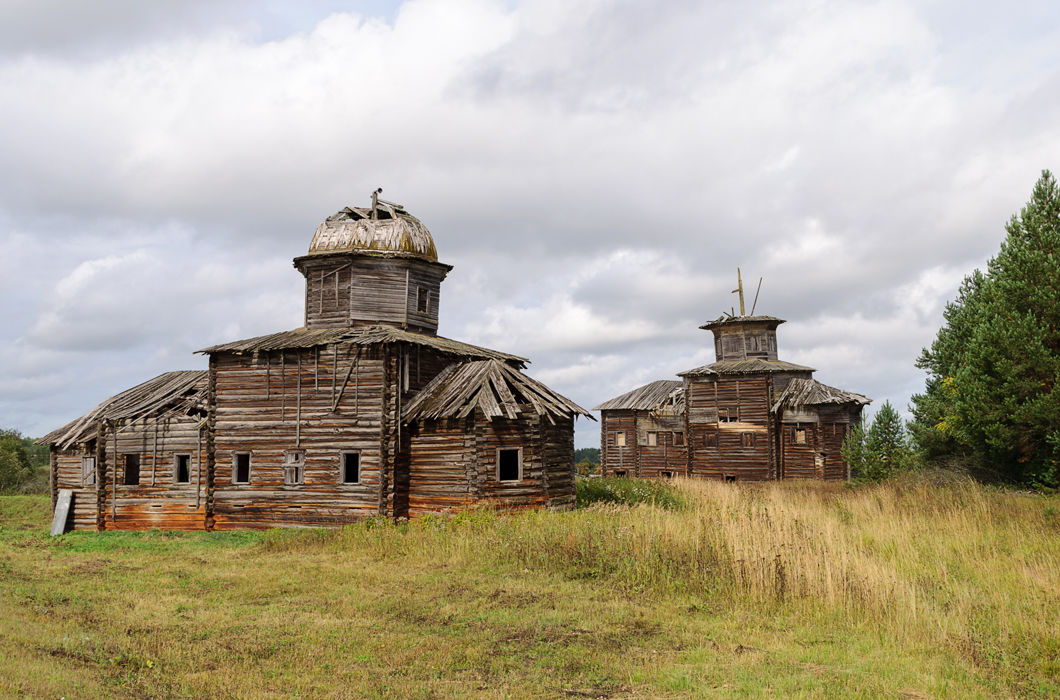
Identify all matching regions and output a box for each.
[495,447,523,483]
[793,428,807,445]
[614,431,627,447]
[703,432,718,448]
[741,432,756,449]
[645,431,657,447]
[673,431,685,446]
[231,452,252,485]
[340,451,361,485]
[122,453,140,486]
[174,453,192,484]
[416,287,431,314]
[81,456,96,487]
[282,449,305,486]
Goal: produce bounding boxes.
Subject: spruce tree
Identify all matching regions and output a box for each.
[911,170,1060,487]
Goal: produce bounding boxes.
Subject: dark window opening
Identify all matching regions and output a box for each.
[123,454,140,485]
[660,471,674,479]
[417,287,431,314]
[741,432,755,448]
[673,431,685,446]
[614,469,628,477]
[704,433,718,448]
[342,452,360,484]
[175,454,191,484]
[233,453,251,484]
[497,448,521,482]
[718,408,733,423]
[724,474,736,483]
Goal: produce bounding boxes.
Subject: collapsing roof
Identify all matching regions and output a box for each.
[197,325,527,365]
[307,202,440,262]
[678,358,815,377]
[39,371,208,450]
[403,359,593,424]
[592,380,684,412]
[772,378,870,412]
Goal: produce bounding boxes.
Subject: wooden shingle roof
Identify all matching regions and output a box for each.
[39,371,208,449]
[593,380,684,412]
[197,325,527,365]
[678,358,815,377]
[772,378,870,412]
[403,359,592,424]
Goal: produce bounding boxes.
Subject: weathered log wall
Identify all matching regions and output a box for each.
[686,376,773,480]
[299,256,446,334]
[600,411,636,476]
[211,345,385,529]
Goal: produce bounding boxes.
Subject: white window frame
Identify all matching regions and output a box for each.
[496,447,523,483]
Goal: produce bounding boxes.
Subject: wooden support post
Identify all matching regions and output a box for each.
[151,419,158,485]
[205,357,217,531]
[296,352,302,447]
[111,423,118,522]
[95,421,106,531]
[281,352,286,422]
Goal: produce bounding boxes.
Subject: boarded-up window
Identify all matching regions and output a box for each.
[81,457,96,486]
[615,431,627,447]
[341,452,360,484]
[673,431,685,446]
[123,454,140,486]
[283,450,305,485]
[741,433,755,448]
[704,433,718,448]
[645,432,657,447]
[793,428,807,444]
[232,453,251,484]
[497,448,522,482]
[175,454,191,484]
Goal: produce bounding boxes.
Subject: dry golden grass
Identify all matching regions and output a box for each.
[1,475,1057,697]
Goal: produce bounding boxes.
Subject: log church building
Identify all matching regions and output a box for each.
[43,195,591,531]
[595,279,869,481]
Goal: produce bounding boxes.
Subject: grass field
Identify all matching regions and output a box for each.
[1,475,1058,698]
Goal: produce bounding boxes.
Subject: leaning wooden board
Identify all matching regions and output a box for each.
[51,489,73,536]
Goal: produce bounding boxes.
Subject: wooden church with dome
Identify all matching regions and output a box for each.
[595,273,869,481]
[43,192,591,531]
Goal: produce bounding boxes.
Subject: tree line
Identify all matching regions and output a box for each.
[844,170,1060,489]
[0,429,50,493]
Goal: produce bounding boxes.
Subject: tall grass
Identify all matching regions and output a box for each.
[262,475,1060,688]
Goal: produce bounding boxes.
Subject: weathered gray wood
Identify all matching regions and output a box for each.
[51,489,73,536]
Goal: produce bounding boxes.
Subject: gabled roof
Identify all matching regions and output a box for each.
[196,325,527,365]
[772,378,870,412]
[678,358,815,377]
[39,371,208,449]
[403,359,592,424]
[593,380,684,412]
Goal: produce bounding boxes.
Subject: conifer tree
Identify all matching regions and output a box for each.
[911,170,1060,487]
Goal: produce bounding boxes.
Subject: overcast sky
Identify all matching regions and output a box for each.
[2,0,1059,449]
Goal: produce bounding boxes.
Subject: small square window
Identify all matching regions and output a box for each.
[741,433,755,448]
[175,454,191,484]
[718,408,736,423]
[232,453,251,484]
[123,454,140,486]
[704,433,718,448]
[645,431,657,447]
[283,450,305,485]
[673,432,685,446]
[615,431,627,447]
[81,457,96,486]
[497,448,522,482]
[793,428,807,445]
[341,452,360,484]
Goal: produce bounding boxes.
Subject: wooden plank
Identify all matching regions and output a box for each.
[51,489,73,536]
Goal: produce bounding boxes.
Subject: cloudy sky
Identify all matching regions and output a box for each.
[2,0,1059,449]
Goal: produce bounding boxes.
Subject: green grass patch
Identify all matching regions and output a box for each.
[575,475,686,509]
[1,479,1058,698]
